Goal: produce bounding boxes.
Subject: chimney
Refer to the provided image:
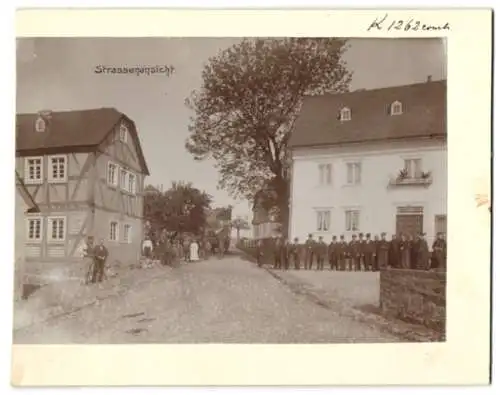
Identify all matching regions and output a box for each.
[38,110,53,119]
[427,75,432,82]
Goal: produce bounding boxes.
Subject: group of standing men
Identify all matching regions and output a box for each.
[259,231,447,272]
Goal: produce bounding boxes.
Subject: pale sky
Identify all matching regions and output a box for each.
[16,38,446,218]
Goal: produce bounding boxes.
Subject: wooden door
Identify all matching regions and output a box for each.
[396,206,424,237]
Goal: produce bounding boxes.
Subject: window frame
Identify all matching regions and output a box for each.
[318,163,333,186]
[48,155,68,183]
[315,209,331,232]
[127,171,137,194]
[119,168,128,190]
[346,161,362,185]
[122,223,132,244]
[119,123,129,143]
[390,101,403,115]
[26,216,43,242]
[107,161,118,187]
[403,158,423,179]
[35,117,46,133]
[24,156,44,185]
[340,107,351,122]
[47,216,66,243]
[109,221,119,242]
[345,209,360,232]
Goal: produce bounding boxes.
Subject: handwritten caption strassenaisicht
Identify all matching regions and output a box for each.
[94,64,175,76]
[367,14,450,32]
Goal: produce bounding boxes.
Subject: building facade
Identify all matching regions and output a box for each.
[288,80,447,244]
[252,189,280,240]
[14,172,39,300]
[15,108,150,268]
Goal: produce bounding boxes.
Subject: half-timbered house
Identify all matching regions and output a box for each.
[15,108,150,270]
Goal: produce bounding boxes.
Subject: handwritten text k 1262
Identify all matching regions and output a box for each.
[367,14,451,32]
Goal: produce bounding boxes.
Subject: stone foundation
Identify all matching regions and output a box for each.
[380,268,446,337]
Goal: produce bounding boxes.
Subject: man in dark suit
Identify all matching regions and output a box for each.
[304,234,315,270]
[328,236,338,270]
[363,233,376,271]
[92,239,109,283]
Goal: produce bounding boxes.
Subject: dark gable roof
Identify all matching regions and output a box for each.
[289,80,446,149]
[16,108,150,175]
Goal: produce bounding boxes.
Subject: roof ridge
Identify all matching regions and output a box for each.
[17,107,120,116]
[305,79,447,100]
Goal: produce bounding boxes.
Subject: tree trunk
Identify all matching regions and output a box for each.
[273,176,290,239]
[236,227,240,241]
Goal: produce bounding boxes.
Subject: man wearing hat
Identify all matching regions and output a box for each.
[304,233,316,270]
[328,235,338,270]
[315,236,327,270]
[273,235,282,270]
[377,232,390,270]
[363,233,376,271]
[290,237,302,270]
[337,235,348,271]
[348,234,361,271]
[358,232,366,271]
[415,232,430,270]
[431,232,447,270]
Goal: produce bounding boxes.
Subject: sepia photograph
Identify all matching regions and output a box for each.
[13,36,449,345]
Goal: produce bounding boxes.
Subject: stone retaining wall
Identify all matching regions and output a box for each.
[380,268,446,338]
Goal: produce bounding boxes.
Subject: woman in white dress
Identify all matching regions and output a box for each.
[189,239,200,262]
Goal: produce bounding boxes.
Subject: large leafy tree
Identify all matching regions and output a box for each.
[185,38,352,235]
[144,181,212,241]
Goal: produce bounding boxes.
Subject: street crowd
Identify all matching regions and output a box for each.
[142,231,231,267]
[255,232,447,272]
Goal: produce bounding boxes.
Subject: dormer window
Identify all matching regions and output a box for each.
[390,101,403,115]
[119,123,128,143]
[35,117,46,132]
[340,107,351,122]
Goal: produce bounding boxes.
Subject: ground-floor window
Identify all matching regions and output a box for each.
[123,224,132,243]
[27,217,42,241]
[345,210,360,231]
[109,221,119,241]
[316,210,331,232]
[48,216,66,242]
[435,214,447,236]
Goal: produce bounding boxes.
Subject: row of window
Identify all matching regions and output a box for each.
[109,221,132,243]
[109,163,136,193]
[24,156,67,184]
[107,162,137,194]
[339,101,403,122]
[24,154,139,196]
[318,158,423,186]
[316,209,360,232]
[26,216,133,244]
[27,216,66,242]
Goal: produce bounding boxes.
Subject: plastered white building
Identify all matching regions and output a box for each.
[288,80,447,245]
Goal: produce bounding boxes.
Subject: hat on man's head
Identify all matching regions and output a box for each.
[308,233,313,238]
[366,233,371,238]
